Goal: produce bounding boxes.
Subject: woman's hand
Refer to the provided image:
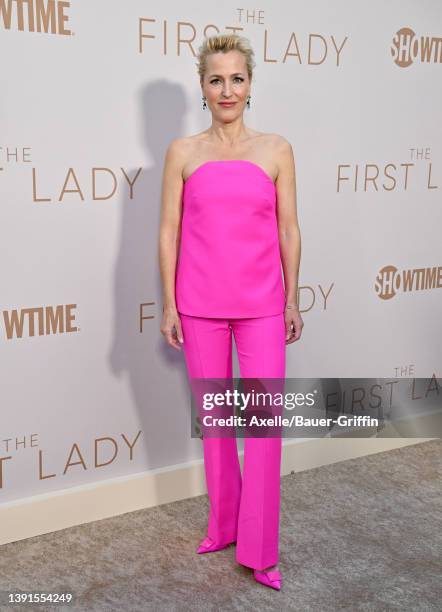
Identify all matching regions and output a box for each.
[160,305,184,350]
[284,303,303,344]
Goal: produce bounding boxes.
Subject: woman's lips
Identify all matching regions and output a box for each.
[219,102,236,107]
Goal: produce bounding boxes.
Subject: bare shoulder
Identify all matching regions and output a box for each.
[267,134,295,185]
[262,134,295,182]
[165,134,204,179]
[163,137,190,181]
[260,132,293,161]
[165,136,192,161]
[267,133,294,157]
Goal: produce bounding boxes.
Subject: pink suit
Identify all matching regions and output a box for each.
[175,160,286,570]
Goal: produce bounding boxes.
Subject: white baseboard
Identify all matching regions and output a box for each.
[0,437,432,546]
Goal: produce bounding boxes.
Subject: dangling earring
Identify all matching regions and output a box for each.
[202,96,207,110]
[246,95,251,109]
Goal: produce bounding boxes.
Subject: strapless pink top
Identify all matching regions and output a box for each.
[175,160,285,318]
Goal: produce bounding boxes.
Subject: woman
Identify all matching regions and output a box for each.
[159,32,303,591]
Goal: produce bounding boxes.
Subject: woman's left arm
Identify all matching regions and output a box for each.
[275,137,303,344]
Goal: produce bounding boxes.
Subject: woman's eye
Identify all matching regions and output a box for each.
[210,77,244,84]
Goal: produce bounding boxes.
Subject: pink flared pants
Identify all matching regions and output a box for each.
[180,312,286,570]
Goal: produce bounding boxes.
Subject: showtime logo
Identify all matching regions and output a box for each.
[391,27,442,67]
[0,0,71,35]
[375,264,442,300]
[2,304,78,339]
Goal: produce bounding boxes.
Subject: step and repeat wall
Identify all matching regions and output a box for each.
[1,1,441,506]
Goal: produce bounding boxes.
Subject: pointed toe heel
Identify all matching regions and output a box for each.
[253,569,282,591]
[196,535,235,554]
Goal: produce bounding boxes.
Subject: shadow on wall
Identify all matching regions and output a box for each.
[107,79,220,490]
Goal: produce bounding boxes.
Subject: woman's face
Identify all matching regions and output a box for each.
[201,50,251,118]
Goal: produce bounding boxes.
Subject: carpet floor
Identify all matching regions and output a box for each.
[1,439,440,611]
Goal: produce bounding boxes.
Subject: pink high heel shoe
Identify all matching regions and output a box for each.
[253,568,282,591]
[196,535,235,554]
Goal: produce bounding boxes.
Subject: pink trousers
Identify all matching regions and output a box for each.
[180,312,286,570]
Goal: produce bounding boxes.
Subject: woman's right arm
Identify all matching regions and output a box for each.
[158,139,185,350]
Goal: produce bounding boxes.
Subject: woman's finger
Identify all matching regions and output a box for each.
[175,319,184,344]
[165,327,180,350]
[170,325,183,350]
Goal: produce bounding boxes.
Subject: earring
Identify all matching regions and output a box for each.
[246,95,251,109]
[202,96,207,110]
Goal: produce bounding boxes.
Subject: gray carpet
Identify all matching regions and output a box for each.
[1,440,440,611]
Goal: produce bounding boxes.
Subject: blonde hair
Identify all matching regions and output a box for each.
[196,33,256,85]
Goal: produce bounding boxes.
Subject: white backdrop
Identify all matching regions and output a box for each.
[1,1,441,505]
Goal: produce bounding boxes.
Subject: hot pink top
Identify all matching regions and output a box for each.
[175,160,285,318]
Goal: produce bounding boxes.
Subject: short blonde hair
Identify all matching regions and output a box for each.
[196,33,256,85]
